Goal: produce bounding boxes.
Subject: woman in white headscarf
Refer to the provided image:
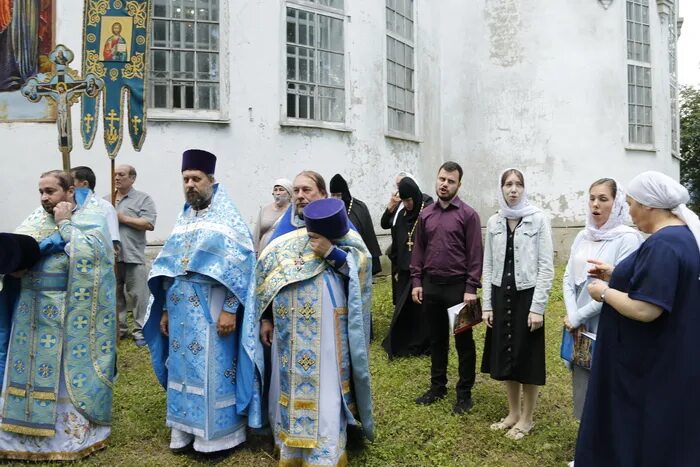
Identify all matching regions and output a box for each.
[562,178,642,420]
[575,171,700,466]
[253,178,293,255]
[481,168,554,440]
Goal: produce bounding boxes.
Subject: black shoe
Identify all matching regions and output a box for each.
[415,388,447,405]
[452,397,473,415]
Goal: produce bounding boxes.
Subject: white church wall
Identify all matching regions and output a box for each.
[0,0,680,259]
[0,0,443,243]
[440,0,680,230]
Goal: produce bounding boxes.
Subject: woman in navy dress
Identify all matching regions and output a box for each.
[575,171,700,466]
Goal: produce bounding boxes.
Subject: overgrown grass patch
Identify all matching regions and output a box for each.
[58,267,576,466]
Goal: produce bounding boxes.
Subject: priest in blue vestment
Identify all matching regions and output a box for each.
[143,149,256,453]
[238,171,374,466]
[0,170,117,461]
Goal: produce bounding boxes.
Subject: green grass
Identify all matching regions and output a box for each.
[59,266,576,466]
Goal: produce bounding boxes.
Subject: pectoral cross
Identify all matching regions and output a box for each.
[406,238,414,252]
[21,44,104,170]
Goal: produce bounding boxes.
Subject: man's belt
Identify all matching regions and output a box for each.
[425,274,467,285]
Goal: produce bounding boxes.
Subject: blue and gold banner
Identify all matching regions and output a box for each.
[80,0,151,158]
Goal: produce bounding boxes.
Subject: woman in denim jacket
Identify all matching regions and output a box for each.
[563,178,642,420]
[481,168,554,440]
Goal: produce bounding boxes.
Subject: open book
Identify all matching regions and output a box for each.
[447,299,482,335]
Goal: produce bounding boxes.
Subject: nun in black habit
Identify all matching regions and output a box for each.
[329,174,383,275]
[382,178,433,358]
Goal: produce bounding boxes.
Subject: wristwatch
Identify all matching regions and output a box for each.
[600,287,610,303]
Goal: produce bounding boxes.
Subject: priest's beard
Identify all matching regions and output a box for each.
[186,186,213,210]
[42,197,68,215]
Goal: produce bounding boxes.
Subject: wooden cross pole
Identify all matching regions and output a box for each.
[21,44,104,171]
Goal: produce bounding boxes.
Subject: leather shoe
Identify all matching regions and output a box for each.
[452,397,473,415]
[415,388,447,405]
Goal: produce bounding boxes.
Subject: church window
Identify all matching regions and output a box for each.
[149,0,223,116]
[626,0,653,145]
[386,0,415,136]
[286,0,346,123]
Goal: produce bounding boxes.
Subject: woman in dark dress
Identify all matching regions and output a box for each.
[481,169,554,440]
[575,171,700,466]
[382,177,433,358]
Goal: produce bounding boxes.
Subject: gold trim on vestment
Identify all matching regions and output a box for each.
[293,400,317,410]
[279,393,289,407]
[31,390,57,401]
[0,423,56,437]
[278,430,318,449]
[6,387,26,397]
[278,451,348,467]
[0,439,107,461]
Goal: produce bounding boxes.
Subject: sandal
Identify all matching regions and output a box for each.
[505,423,535,440]
[489,418,516,431]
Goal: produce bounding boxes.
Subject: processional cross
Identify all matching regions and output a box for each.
[21,44,104,171]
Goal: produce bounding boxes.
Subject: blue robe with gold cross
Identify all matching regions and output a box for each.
[0,190,117,437]
[237,207,374,453]
[143,184,256,444]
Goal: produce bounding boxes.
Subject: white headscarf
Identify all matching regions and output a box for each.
[583,179,641,242]
[497,168,541,220]
[627,171,700,254]
[273,178,294,197]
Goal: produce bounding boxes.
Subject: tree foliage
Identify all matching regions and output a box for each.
[680,85,700,212]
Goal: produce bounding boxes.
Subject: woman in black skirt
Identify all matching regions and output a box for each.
[481,168,554,440]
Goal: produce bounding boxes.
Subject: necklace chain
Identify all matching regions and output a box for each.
[406,201,425,251]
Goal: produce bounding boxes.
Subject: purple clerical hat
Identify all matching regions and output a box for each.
[182,149,216,175]
[0,233,40,274]
[304,198,349,240]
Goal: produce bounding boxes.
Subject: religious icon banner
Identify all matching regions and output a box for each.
[0,0,56,122]
[80,0,150,158]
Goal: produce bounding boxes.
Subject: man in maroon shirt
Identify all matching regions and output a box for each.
[410,161,484,414]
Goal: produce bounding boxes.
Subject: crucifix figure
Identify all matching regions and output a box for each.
[21,44,104,170]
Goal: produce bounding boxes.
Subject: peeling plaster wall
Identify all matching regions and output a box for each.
[440,0,680,231]
[0,1,442,243]
[0,1,679,258]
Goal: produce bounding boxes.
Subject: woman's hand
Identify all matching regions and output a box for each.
[482,311,493,328]
[588,259,614,282]
[563,317,578,333]
[528,312,544,332]
[587,280,608,302]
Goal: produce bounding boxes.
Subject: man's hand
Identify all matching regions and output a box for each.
[53,202,73,224]
[260,320,274,346]
[463,292,477,303]
[217,310,236,337]
[528,312,544,332]
[160,311,169,337]
[308,232,332,257]
[482,310,493,328]
[412,287,423,304]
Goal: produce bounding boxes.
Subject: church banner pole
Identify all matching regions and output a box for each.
[60,148,71,171]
